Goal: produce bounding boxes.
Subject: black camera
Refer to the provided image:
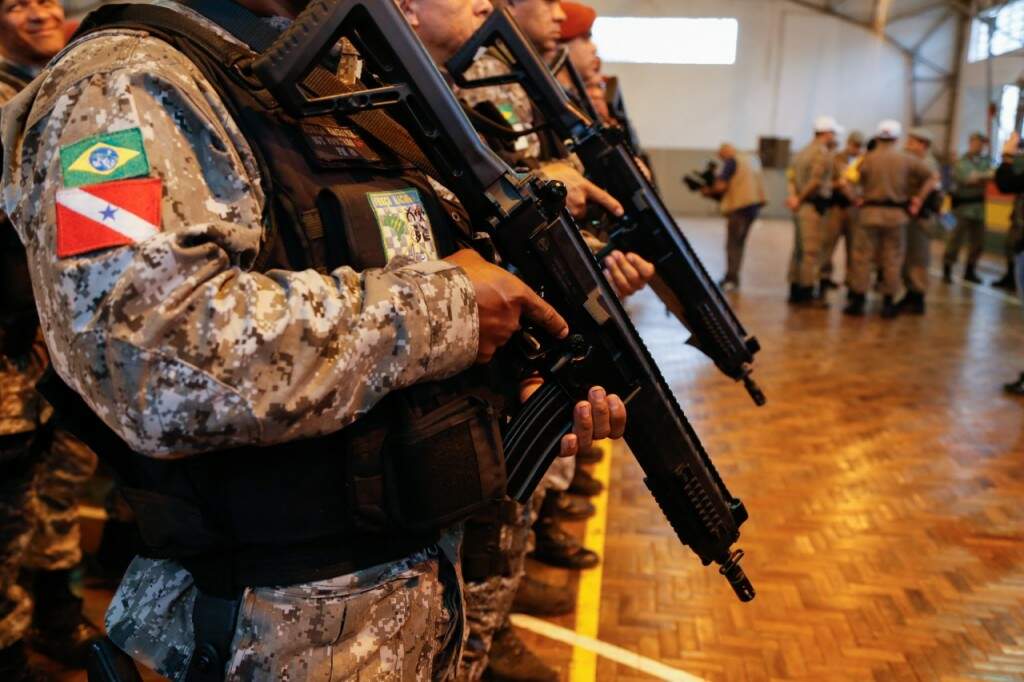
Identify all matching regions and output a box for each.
[683,160,722,199]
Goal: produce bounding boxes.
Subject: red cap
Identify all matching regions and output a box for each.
[560,2,597,42]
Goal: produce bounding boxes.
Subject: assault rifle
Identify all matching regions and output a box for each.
[253,0,754,601]
[448,10,766,406]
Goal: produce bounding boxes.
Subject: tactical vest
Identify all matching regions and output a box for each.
[50,3,510,596]
[720,155,766,216]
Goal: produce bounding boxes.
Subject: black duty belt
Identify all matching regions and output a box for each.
[862,200,909,209]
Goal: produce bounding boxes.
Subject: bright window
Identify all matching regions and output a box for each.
[996,84,1021,159]
[968,0,1024,62]
[591,17,738,65]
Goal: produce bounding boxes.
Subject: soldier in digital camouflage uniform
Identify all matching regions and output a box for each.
[445,1,650,679]
[2,1,626,680]
[0,2,102,680]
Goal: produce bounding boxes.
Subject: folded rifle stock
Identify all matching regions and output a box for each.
[449,10,766,406]
[252,0,754,601]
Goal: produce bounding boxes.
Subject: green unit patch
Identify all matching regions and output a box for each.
[60,128,150,188]
[496,102,521,127]
[367,188,438,263]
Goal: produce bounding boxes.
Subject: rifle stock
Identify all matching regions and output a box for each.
[253,0,754,601]
[448,10,766,406]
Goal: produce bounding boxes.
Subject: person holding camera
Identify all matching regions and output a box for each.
[700,143,767,291]
[994,132,1024,396]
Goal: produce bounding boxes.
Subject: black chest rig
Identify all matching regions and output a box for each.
[54,3,511,595]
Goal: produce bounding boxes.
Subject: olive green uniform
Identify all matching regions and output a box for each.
[946,153,993,269]
[851,144,934,296]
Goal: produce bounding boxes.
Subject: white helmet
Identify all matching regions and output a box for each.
[876,119,903,140]
[814,116,839,134]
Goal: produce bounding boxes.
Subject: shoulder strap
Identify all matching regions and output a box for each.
[82,2,446,185]
[178,0,446,184]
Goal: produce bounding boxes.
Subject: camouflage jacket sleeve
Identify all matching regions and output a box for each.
[1,33,479,458]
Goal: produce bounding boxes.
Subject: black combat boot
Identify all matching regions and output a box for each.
[531,518,599,570]
[842,292,866,316]
[942,263,953,284]
[1004,373,1024,396]
[896,291,925,315]
[963,266,982,284]
[880,296,899,319]
[542,490,594,522]
[786,283,804,304]
[568,467,603,497]
[991,264,1017,292]
[485,625,558,682]
[511,576,575,617]
[26,569,102,668]
[0,640,51,682]
[820,278,839,292]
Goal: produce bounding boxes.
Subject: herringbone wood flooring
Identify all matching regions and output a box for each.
[49,218,1024,681]
[519,218,1024,681]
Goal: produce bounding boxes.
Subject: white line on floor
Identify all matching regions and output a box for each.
[929,269,1021,306]
[510,614,707,682]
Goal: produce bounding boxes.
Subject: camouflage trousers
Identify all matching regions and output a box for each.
[458,502,531,682]
[903,218,935,294]
[107,542,465,681]
[849,219,907,296]
[788,204,826,287]
[944,213,986,268]
[821,206,855,284]
[0,428,97,648]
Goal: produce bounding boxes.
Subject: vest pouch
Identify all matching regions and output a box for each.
[384,395,506,532]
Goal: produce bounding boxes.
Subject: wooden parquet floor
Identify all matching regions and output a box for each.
[519,218,1024,682]
[51,218,1024,682]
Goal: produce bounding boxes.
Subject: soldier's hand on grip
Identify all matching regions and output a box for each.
[604,250,655,298]
[519,379,627,458]
[539,162,624,219]
[446,249,569,364]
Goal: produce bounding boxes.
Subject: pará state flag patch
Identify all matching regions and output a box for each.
[59,128,150,188]
[367,188,437,263]
[55,178,162,258]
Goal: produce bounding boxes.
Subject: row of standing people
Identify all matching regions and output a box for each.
[715,118,1006,318]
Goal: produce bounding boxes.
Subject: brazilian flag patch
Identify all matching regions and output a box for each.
[59,128,150,188]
